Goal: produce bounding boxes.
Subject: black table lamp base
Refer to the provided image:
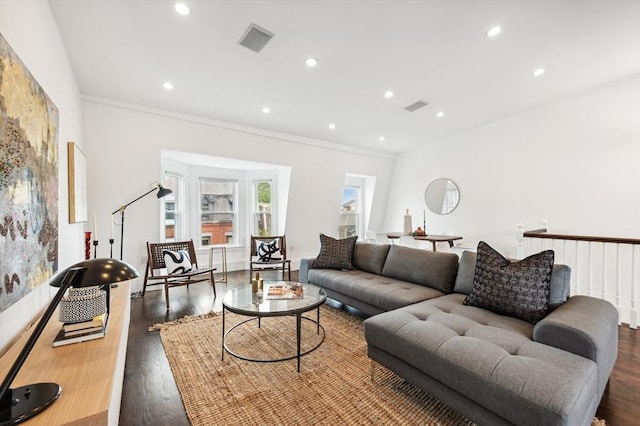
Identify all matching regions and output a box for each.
[0,382,61,425]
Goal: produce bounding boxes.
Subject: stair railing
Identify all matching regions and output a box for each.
[516,225,639,329]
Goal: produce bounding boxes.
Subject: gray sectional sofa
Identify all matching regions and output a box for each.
[299,243,618,426]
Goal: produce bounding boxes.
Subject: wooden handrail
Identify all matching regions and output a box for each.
[523,229,640,245]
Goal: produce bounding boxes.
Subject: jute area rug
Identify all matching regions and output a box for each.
[151,305,606,426]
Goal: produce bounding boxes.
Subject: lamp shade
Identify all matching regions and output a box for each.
[156,185,173,199]
[49,258,139,288]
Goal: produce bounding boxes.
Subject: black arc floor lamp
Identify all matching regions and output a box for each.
[0,258,139,425]
[112,182,173,260]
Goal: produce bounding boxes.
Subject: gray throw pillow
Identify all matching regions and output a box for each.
[313,234,358,270]
[464,241,554,324]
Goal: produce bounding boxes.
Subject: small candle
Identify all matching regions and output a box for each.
[92,212,98,240]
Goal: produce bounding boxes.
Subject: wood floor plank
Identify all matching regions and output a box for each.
[119,270,639,425]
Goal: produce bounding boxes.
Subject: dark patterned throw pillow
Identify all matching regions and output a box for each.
[313,234,358,270]
[464,241,554,324]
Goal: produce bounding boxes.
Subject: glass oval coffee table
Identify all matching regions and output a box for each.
[222,282,327,372]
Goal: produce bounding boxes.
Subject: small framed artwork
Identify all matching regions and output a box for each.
[68,141,88,223]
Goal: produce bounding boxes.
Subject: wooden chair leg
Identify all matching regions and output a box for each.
[210,271,216,298]
[164,279,170,310]
[142,260,151,296]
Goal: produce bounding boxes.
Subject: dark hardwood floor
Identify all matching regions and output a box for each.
[119,271,639,426]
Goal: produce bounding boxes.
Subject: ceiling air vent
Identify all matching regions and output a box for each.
[239,23,274,53]
[404,100,429,112]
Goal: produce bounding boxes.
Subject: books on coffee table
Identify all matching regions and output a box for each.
[266,283,303,300]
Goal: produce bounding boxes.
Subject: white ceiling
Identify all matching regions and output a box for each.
[48,0,640,154]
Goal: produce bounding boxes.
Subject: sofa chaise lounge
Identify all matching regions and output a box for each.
[299,242,618,426]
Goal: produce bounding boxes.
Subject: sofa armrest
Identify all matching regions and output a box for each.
[533,295,618,394]
[299,257,317,283]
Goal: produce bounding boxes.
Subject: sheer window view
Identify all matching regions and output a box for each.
[339,186,360,238]
[164,174,181,242]
[254,181,272,236]
[200,179,235,246]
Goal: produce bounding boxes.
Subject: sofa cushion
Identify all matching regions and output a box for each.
[454,250,571,310]
[307,268,444,311]
[453,250,477,294]
[313,234,358,270]
[464,241,554,324]
[380,246,458,293]
[352,243,390,275]
[364,294,599,426]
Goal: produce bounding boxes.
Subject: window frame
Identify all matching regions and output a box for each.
[251,178,277,237]
[163,172,185,242]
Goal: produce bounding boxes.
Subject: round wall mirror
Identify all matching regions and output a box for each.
[424,178,460,215]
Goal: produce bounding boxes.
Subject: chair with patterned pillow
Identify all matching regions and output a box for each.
[249,235,291,281]
[143,239,217,310]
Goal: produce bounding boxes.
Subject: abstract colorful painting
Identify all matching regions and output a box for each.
[0,33,59,314]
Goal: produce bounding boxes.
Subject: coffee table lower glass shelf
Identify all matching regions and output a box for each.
[221,282,327,372]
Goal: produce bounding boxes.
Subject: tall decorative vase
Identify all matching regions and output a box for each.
[403,209,412,235]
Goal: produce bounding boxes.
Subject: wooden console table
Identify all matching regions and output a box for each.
[413,235,463,251]
[0,281,131,425]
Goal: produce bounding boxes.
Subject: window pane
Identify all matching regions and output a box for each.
[200,179,235,245]
[254,181,272,236]
[164,174,180,242]
[339,186,359,238]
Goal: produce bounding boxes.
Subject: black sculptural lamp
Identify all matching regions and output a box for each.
[112,182,173,260]
[0,258,139,425]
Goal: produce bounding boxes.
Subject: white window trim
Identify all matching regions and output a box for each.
[162,169,186,243]
[250,172,278,236]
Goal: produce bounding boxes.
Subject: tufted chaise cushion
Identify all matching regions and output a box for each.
[364,294,599,426]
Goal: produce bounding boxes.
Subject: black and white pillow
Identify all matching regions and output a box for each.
[256,239,281,262]
[464,241,554,324]
[163,249,193,274]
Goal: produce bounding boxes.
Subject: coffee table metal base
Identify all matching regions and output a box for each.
[222,308,325,372]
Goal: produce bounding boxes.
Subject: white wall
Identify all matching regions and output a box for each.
[0,1,84,353]
[81,98,395,292]
[385,73,640,258]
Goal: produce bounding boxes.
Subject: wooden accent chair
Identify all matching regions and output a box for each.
[144,239,216,310]
[249,235,291,281]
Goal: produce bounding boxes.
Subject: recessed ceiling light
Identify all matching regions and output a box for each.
[262,106,271,114]
[328,123,336,130]
[174,2,190,16]
[532,68,545,77]
[305,57,318,67]
[486,26,501,37]
[384,90,394,99]
[379,136,385,141]
[436,111,444,118]
[162,82,174,90]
